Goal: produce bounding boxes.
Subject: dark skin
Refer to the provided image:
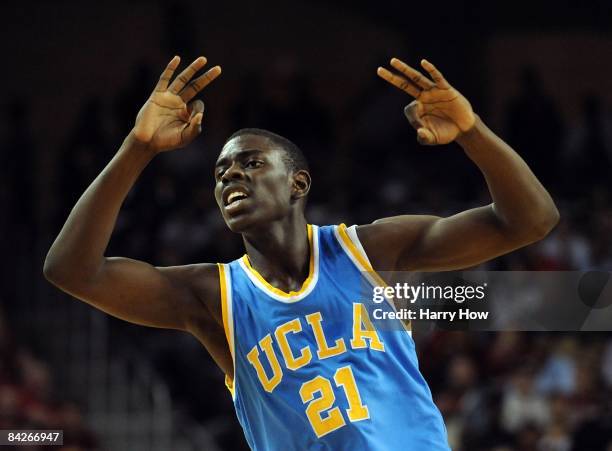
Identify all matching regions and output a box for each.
[44,55,559,382]
[214,137,312,291]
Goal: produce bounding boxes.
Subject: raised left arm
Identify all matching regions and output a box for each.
[357,58,559,272]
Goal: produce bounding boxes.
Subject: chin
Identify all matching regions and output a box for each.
[223,212,259,234]
[225,210,282,235]
[225,219,248,234]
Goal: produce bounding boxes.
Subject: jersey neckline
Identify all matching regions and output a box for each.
[238,224,320,303]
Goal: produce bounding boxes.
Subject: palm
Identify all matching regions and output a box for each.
[415,87,473,144]
[377,58,475,145]
[135,92,189,150]
[132,56,221,153]
[419,114,460,144]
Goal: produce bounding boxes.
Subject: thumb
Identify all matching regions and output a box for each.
[181,111,204,144]
[416,128,436,146]
[404,102,423,130]
[188,99,205,119]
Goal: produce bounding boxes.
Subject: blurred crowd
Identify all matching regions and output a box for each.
[0,307,97,450]
[1,45,611,450]
[421,332,612,451]
[35,61,612,273]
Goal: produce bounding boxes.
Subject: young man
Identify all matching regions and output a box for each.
[44,55,559,450]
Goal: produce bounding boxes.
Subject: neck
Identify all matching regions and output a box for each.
[242,215,310,292]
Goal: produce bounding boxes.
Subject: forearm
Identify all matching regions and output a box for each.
[456,116,559,236]
[44,133,156,283]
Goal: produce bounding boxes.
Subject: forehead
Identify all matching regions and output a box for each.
[216,134,282,166]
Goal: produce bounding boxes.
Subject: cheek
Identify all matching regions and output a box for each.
[259,177,292,208]
[213,186,223,207]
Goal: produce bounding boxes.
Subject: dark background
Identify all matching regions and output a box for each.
[1,1,611,450]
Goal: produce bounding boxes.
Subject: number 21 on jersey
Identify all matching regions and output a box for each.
[299,365,369,437]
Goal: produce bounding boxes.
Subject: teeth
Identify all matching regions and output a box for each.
[227,191,248,205]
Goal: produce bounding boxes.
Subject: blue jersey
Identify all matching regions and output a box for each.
[218,224,449,451]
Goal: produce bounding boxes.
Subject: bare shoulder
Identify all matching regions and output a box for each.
[355,215,439,271]
[158,262,234,375]
[157,262,222,325]
[357,215,437,239]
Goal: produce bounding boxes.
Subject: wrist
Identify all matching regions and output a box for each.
[124,130,157,157]
[455,113,482,147]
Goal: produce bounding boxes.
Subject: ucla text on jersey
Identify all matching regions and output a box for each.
[218,224,449,451]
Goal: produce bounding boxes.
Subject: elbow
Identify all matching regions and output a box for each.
[43,251,79,289]
[43,251,101,292]
[524,205,561,243]
[43,253,67,287]
[537,204,560,238]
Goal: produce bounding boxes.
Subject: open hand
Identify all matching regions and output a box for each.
[132,55,221,153]
[377,58,475,145]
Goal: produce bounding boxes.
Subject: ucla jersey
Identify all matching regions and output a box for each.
[218,224,449,451]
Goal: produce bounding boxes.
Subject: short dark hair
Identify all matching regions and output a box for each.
[225,128,309,173]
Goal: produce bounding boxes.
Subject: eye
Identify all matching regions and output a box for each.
[245,160,263,169]
[215,168,226,180]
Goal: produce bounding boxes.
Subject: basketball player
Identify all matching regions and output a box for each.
[44,55,559,450]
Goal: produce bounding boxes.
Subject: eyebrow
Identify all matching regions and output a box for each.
[215,148,265,168]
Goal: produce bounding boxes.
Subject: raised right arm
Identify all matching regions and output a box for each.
[44,56,222,330]
[44,134,191,328]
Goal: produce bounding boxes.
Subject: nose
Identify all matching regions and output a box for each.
[221,161,245,185]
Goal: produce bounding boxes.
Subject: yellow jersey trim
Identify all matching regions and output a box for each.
[218,263,236,398]
[337,224,387,287]
[240,224,316,299]
[336,224,412,333]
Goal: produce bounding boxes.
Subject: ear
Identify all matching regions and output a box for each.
[291,170,311,200]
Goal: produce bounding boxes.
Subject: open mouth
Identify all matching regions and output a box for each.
[224,188,250,210]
